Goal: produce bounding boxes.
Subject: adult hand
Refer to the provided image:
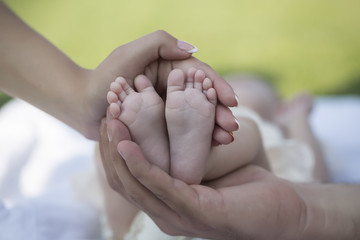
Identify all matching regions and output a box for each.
[99,118,360,240]
[0,2,237,142]
[83,30,238,140]
[99,118,300,239]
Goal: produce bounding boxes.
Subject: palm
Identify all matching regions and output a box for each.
[203,166,304,239]
[151,165,305,240]
[100,119,306,240]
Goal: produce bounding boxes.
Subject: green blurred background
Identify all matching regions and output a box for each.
[1,0,360,107]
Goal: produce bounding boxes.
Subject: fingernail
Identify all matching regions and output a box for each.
[106,111,113,123]
[235,118,240,130]
[177,40,198,53]
[229,131,235,142]
[235,95,240,107]
[118,150,126,160]
[107,127,112,142]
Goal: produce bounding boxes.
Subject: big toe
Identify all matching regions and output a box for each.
[134,75,154,93]
[167,69,185,93]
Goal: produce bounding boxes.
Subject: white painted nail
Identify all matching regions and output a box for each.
[235,118,240,131]
[118,150,126,160]
[107,127,112,142]
[177,40,198,53]
[235,95,240,106]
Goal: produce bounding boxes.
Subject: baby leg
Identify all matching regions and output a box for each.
[205,117,270,181]
[107,75,169,172]
[166,68,217,184]
[275,94,328,182]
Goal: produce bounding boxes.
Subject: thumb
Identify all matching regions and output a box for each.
[119,30,197,68]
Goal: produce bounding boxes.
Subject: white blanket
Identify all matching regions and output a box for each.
[0,100,101,239]
[309,96,360,183]
[0,96,359,239]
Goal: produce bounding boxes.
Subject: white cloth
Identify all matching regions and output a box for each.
[0,100,101,240]
[231,106,315,182]
[310,96,360,183]
[124,212,207,240]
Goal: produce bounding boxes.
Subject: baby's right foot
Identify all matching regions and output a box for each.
[107,76,169,172]
[166,68,217,184]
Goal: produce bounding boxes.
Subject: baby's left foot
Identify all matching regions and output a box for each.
[275,93,313,135]
[166,68,217,184]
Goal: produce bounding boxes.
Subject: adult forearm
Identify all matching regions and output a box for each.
[0,2,89,129]
[296,183,360,239]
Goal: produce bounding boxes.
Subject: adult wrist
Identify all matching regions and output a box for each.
[74,67,103,140]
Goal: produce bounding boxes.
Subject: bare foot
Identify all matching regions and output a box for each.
[107,75,169,172]
[166,68,217,184]
[275,93,313,136]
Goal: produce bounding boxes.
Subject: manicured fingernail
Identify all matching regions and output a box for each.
[107,127,112,142]
[235,95,240,106]
[235,118,240,130]
[106,111,112,123]
[177,40,198,53]
[229,131,235,142]
[118,150,126,160]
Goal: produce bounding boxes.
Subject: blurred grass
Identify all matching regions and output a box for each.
[1,0,360,107]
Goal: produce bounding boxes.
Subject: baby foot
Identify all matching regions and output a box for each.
[166,68,217,184]
[107,76,169,172]
[274,93,314,134]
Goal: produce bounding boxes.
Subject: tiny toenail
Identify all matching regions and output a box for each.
[177,40,198,53]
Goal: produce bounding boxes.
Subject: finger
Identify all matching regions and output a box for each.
[121,142,228,238]
[115,140,181,221]
[212,125,234,145]
[206,165,271,189]
[215,104,239,132]
[102,118,179,224]
[98,118,124,193]
[98,31,196,92]
[119,141,201,215]
[115,30,195,73]
[212,73,237,108]
[211,139,221,147]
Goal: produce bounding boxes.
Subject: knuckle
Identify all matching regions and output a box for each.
[151,30,171,42]
[153,29,168,37]
[107,178,121,192]
[159,225,182,237]
[127,189,144,205]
